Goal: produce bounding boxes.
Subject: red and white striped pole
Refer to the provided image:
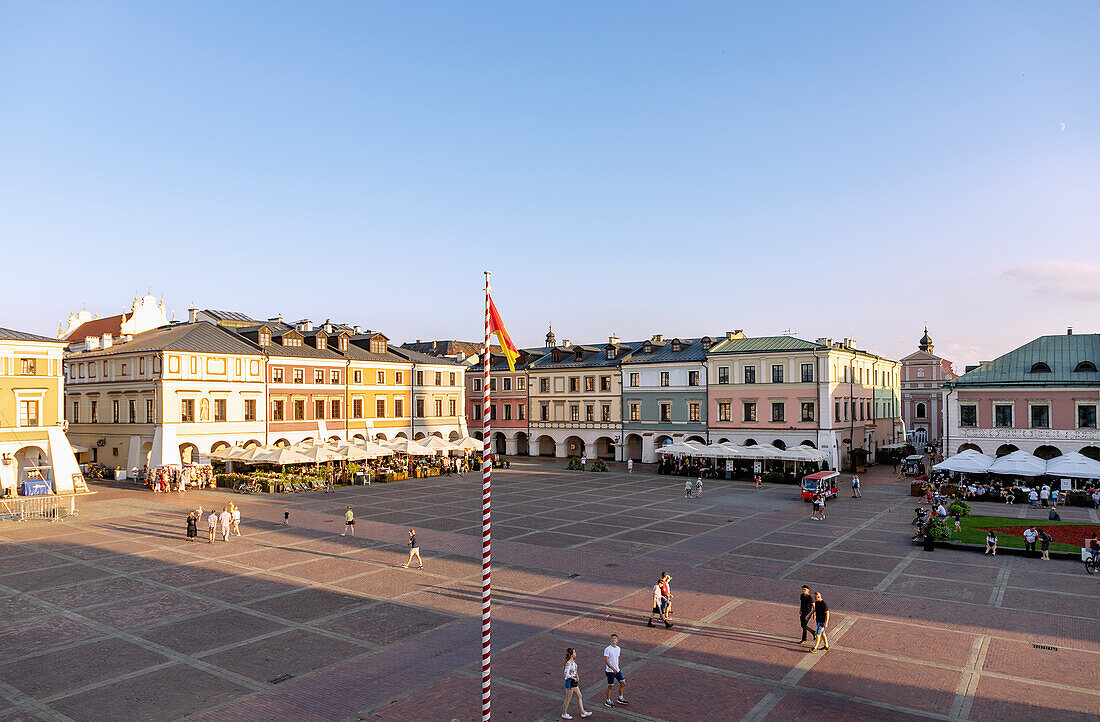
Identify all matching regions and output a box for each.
[480,270,493,722]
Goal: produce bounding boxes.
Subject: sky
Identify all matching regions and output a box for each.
[2,2,1099,370]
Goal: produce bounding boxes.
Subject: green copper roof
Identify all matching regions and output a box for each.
[708,335,825,354]
[948,333,1100,387]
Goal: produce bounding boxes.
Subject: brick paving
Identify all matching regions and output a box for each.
[1,461,1098,721]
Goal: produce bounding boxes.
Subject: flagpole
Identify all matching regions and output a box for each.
[481,270,493,722]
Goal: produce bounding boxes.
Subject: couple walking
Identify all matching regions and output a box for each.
[798,585,831,653]
[560,634,629,718]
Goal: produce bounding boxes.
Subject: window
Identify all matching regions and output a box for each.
[660,371,670,387]
[771,365,784,383]
[630,402,641,421]
[801,402,815,422]
[843,401,849,421]
[331,370,340,384]
[353,399,363,418]
[416,399,425,417]
[718,402,731,422]
[1078,404,1097,429]
[190,357,197,374]
[585,376,595,392]
[629,373,639,387]
[259,331,270,346]
[800,363,814,383]
[396,371,403,384]
[606,347,617,360]
[602,404,611,422]
[771,402,785,422]
[416,371,424,385]
[859,401,864,420]
[72,401,79,423]
[181,399,194,423]
[540,378,549,392]
[744,401,757,422]
[472,403,481,420]
[376,370,385,384]
[273,368,284,383]
[315,370,325,384]
[89,362,95,378]
[111,399,120,423]
[90,400,98,423]
[128,400,136,423]
[916,368,925,379]
[959,404,977,427]
[214,398,226,422]
[18,400,39,427]
[449,372,456,386]
[518,403,525,420]
[570,405,580,421]
[354,370,362,384]
[569,377,579,392]
[1029,362,1052,373]
[688,402,700,422]
[744,366,756,384]
[450,399,456,416]
[835,401,841,421]
[244,399,256,421]
[394,398,404,417]
[330,400,341,419]
[315,400,325,419]
[473,378,482,392]
[688,370,700,386]
[1030,404,1049,429]
[490,378,496,391]
[994,404,1013,428]
[435,399,443,417]
[585,405,594,421]
[293,400,305,421]
[146,398,154,423]
[293,369,304,384]
[600,376,611,391]
[503,377,512,391]
[120,363,127,376]
[916,402,926,419]
[377,399,386,417]
[489,405,497,421]
[434,372,442,385]
[272,400,285,421]
[20,358,36,375]
[659,403,671,422]
[1074,361,1098,372]
[503,404,511,421]
[517,377,525,390]
[718,366,730,384]
[540,404,549,421]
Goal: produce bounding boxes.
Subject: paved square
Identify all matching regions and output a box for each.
[1,460,1098,721]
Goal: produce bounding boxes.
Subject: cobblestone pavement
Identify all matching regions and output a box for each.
[1,462,1097,721]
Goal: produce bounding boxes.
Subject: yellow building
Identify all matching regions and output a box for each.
[0,327,81,495]
[346,332,415,441]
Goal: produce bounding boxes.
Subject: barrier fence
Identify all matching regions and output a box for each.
[0,496,75,522]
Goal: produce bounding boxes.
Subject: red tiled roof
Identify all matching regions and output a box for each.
[64,314,126,341]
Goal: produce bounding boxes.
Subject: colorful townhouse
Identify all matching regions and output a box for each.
[1,327,80,495]
[621,334,721,463]
[392,346,468,441]
[706,335,902,471]
[464,349,539,455]
[900,327,957,447]
[942,330,1100,460]
[527,330,639,459]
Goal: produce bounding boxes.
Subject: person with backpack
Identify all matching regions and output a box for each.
[1038,528,1052,561]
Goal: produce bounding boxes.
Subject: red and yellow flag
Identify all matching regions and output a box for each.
[488,296,519,371]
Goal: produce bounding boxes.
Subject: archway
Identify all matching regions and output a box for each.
[139,442,153,467]
[995,444,1018,457]
[414,432,426,440]
[1034,445,1062,460]
[351,434,366,442]
[432,431,443,438]
[537,435,556,457]
[744,438,758,446]
[210,441,230,453]
[494,432,507,455]
[654,435,672,449]
[448,430,461,441]
[273,438,291,448]
[800,440,817,449]
[299,436,314,446]
[686,435,706,444]
[1080,446,1100,461]
[626,433,643,461]
[14,446,51,491]
[179,443,199,464]
[515,432,529,456]
[473,431,483,440]
[328,435,341,443]
[374,433,388,441]
[772,439,787,450]
[395,432,408,439]
[244,439,262,449]
[717,438,730,444]
[958,443,982,453]
[565,436,585,458]
[594,436,615,460]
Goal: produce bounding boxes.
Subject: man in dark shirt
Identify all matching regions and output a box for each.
[798,585,816,644]
[810,592,830,653]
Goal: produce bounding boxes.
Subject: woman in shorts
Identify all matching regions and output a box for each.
[402,528,423,569]
[561,647,592,718]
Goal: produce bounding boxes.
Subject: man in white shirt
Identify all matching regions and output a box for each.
[602,634,628,709]
[627,459,633,474]
[936,503,948,518]
[1022,527,1039,556]
[1039,485,1050,508]
[206,511,218,543]
[1028,489,1039,508]
[218,508,232,541]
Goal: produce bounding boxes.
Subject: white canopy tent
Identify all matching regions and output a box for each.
[253,447,313,465]
[385,438,436,456]
[420,436,458,452]
[934,450,995,474]
[455,437,484,452]
[988,450,1046,477]
[1043,452,1100,480]
[656,442,703,456]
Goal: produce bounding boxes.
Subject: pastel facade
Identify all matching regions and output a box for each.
[0,328,80,495]
[398,347,468,441]
[900,328,957,445]
[466,351,534,456]
[943,331,1100,459]
[622,335,716,463]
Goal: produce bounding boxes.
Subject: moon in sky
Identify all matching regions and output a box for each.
[1060,122,1066,131]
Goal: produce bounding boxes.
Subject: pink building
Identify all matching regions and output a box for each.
[943,330,1100,460]
[900,328,957,447]
[464,350,535,456]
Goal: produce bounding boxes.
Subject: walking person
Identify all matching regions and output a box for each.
[1029,488,1039,508]
[402,529,423,569]
[646,573,673,628]
[683,478,692,498]
[231,504,241,537]
[342,506,355,536]
[207,509,218,543]
[283,508,290,525]
[851,475,861,498]
[185,511,198,542]
[1038,528,1052,561]
[602,634,628,708]
[627,458,633,474]
[561,648,593,719]
[798,585,816,644]
[219,507,232,541]
[694,477,703,499]
[755,474,762,489]
[809,592,830,653]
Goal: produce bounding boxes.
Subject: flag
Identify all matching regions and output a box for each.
[487,295,519,371]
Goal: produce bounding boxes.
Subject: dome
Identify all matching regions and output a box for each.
[919,326,933,352]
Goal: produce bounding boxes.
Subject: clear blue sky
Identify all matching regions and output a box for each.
[3,2,1098,368]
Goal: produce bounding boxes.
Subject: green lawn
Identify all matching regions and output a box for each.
[954,515,1090,553]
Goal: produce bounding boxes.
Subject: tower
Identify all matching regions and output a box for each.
[919,326,933,354]
[545,324,555,348]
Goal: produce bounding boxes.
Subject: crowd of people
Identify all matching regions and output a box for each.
[185,503,241,542]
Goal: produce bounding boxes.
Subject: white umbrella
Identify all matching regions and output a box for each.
[232,445,272,462]
[783,445,829,463]
[656,442,701,455]
[455,437,484,451]
[347,442,394,460]
[1044,452,1100,479]
[420,436,457,451]
[934,450,994,474]
[300,445,344,463]
[207,446,234,460]
[254,447,312,465]
[742,444,785,460]
[989,450,1046,477]
[386,438,435,456]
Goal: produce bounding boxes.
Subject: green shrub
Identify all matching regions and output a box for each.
[592,459,608,472]
[948,500,972,518]
[764,471,785,484]
[926,516,952,541]
[566,458,582,471]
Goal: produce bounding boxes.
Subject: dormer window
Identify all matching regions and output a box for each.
[606,347,617,360]
[370,338,386,354]
[317,336,326,350]
[701,337,712,351]
[574,349,583,361]
[552,349,562,362]
[643,342,652,353]
[1074,361,1097,372]
[259,332,270,346]
[1030,362,1052,373]
[671,340,682,353]
[339,337,348,352]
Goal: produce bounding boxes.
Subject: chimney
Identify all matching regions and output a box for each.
[188,307,198,323]
[726,331,736,340]
[562,339,572,348]
[324,320,333,333]
[85,336,100,350]
[101,333,113,349]
[268,315,283,324]
[609,334,620,345]
[733,329,743,336]
[652,334,663,342]
[456,351,466,361]
[1067,327,1073,335]
[353,325,362,334]
[295,319,313,332]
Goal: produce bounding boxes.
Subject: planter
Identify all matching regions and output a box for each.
[114,469,127,481]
